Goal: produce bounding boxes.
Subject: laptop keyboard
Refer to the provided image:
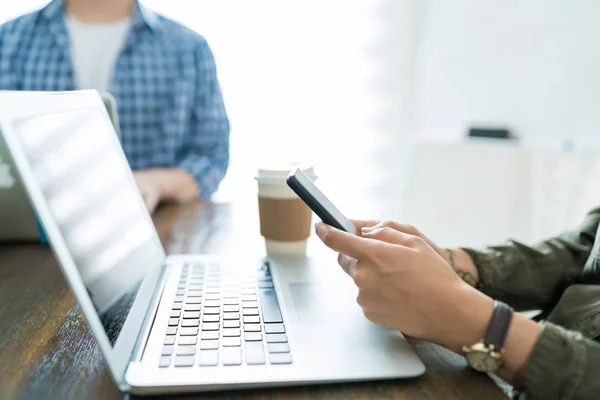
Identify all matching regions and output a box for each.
[158,261,292,368]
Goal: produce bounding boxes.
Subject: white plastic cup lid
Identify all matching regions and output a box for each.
[255,163,316,184]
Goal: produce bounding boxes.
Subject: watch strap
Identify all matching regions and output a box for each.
[483,300,514,351]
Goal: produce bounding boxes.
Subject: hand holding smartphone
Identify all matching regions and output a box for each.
[286,168,356,234]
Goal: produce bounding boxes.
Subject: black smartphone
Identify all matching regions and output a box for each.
[286,168,356,234]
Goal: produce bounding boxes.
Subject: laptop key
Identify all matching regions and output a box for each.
[224,298,239,305]
[184,304,201,311]
[223,328,241,337]
[202,323,220,331]
[245,342,266,365]
[174,296,184,303]
[172,304,182,310]
[198,350,219,366]
[168,318,179,326]
[166,327,177,335]
[176,289,185,296]
[159,356,171,368]
[222,337,241,347]
[244,324,261,332]
[244,333,263,342]
[200,340,219,350]
[205,293,220,300]
[186,298,202,304]
[223,320,240,328]
[178,337,197,346]
[221,347,242,366]
[187,291,203,298]
[270,353,292,365]
[258,289,283,323]
[203,314,220,323]
[223,313,240,320]
[170,310,181,318]
[162,345,174,356]
[241,289,256,295]
[176,346,196,356]
[164,336,176,345]
[242,309,259,316]
[242,301,258,308]
[223,305,239,313]
[241,294,257,302]
[264,324,285,334]
[202,331,219,340]
[204,307,221,315]
[182,319,200,327]
[244,316,260,324]
[174,356,195,367]
[183,312,200,319]
[204,300,220,308]
[267,343,290,353]
[180,328,199,336]
[266,334,288,343]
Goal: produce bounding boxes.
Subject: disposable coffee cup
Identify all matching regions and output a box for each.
[255,164,316,257]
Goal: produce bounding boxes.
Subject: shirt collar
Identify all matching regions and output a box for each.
[41,0,160,33]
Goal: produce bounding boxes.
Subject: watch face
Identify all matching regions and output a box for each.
[466,351,502,373]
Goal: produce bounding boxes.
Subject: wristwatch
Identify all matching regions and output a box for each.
[462,300,514,373]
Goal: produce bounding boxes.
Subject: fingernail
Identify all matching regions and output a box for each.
[361,226,374,233]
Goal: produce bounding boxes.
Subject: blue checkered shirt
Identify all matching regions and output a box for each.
[0,0,230,199]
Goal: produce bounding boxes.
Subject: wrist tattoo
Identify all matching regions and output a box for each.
[446,248,478,288]
[456,270,478,288]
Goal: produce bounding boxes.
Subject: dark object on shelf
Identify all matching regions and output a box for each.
[468,127,514,140]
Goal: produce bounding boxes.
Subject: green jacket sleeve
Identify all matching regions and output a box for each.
[463,207,600,311]
[523,322,600,400]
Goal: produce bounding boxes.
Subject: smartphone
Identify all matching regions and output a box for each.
[286,168,356,234]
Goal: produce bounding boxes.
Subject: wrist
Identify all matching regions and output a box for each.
[435,283,494,353]
[446,248,480,287]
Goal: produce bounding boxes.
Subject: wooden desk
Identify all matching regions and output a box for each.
[0,202,507,400]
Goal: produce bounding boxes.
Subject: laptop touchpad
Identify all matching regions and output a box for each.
[289,282,362,323]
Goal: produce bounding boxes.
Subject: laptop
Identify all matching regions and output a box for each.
[0,91,119,242]
[0,91,424,395]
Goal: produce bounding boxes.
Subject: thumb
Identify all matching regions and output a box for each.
[361,226,417,247]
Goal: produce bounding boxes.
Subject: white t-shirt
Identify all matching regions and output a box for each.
[65,16,132,93]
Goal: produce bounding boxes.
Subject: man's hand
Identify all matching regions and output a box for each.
[315,221,541,386]
[315,221,492,346]
[353,219,480,286]
[133,168,200,214]
[133,170,164,214]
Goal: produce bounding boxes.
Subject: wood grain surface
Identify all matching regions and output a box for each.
[0,202,507,400]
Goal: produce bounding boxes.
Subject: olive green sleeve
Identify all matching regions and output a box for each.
[523,322,600,400]
[463,207,600,310]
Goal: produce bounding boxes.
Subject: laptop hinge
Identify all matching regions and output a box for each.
[129,263,169,363]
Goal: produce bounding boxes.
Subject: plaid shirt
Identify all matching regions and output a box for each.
[0,0,230,199]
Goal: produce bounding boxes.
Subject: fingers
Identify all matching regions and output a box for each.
[351,219,381,232]
[361,226,422,248]
[361,220,420,236]
[315,222,372,260]
[337,253,358,277]
[144,192,160,215]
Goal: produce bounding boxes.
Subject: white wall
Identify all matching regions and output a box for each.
[412,0,600,143]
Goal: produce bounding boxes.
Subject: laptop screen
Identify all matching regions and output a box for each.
[12,107,162,346]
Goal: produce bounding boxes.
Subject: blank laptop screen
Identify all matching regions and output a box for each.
[12,107,162,345]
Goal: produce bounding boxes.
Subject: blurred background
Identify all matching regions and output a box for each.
[4,0,600,248]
